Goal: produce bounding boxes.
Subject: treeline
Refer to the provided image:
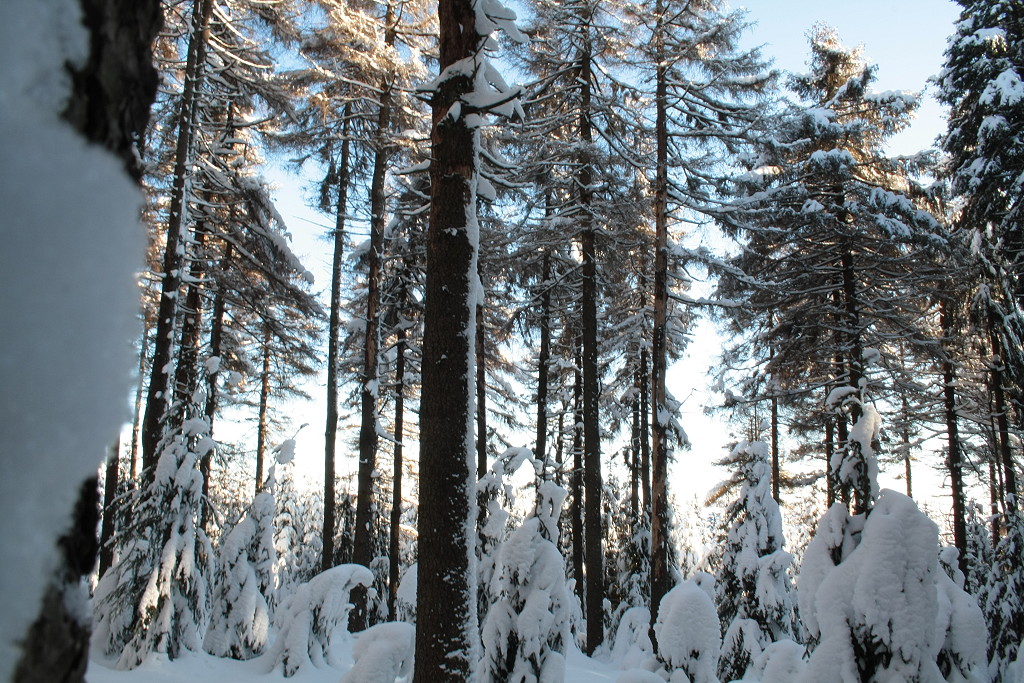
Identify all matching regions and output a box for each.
[84,0,1024,680]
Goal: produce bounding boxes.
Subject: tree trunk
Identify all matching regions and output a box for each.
[172,228,206,411]
[535,251,552,469]
[941,301,967,575]
[412,0,481,675]
[99,438,120,576]
[130,325,149,481]
[388,321,407,622]
[476,301,488,478]
[14,0,160,676]
[323,111,352,573]
[640,346,651,516]
[990,325,1018,507]
[353,15,397,626]
[255,325,272,493]
[649,0,671,639]
[571,343,586,614]
[771,394,780,503]
[201,241,231,531]
[140,0,213,480]
[825,410,835,507]
[577,26,605,654]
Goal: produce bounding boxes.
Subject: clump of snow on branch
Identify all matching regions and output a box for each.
[263,564,373,677]
[0,0,142,676]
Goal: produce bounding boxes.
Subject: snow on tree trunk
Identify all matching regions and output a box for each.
[1,0,152,677]
[263,563,374,677]
[413,0,523,679]
[796,489,988,683]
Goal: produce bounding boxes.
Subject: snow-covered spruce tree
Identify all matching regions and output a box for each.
[977,503,1024,678]
[412,0,524,678]
[963,502,995,597]
[480,462,572,682]
[93,389,215,668]
[653,577,722,683]
[204,441,291,658]
[796,490,989,682]
[710,27,946,515]
[939,2,1024,473]
[710,440,796,682]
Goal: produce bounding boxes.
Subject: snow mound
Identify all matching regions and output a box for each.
[340,621,415,683]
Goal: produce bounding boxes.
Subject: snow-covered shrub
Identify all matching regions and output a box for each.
[611,606,655,671]
[477,447,531,624]
[92,402,214,669]
[339,621,415,683]
[797,489,988,683]
[963,502,994,597]
[204,448,284,659]
[741,639,806,682]
[480,470,572,683]
[263,563,374,677]
[395,563,417,623]
[654,579,722,683]
[712,441,797,682]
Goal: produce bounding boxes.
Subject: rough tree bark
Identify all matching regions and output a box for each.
[412,0,482,676]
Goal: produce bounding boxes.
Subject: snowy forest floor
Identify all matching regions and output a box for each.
[87,646,623,682]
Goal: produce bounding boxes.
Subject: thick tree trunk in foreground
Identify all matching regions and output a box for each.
[14,0,161,678]
[413,0,481,677]
[99,439,120,576]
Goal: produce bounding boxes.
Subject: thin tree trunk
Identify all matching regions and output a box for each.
[413,0,481,674]
[941,340,967,575]
[771,394,780,503]
[388,321,407,622]
[140,0,214,480]
[990,325,1018,506]
[640,346,651,515]
[352,28,396,627]
[649,0,671,638]
[476,302,488,478]
[99,438,120,576]
[172,228,206,412]
[571,343,585,612]
[630,370,641,521]
[323,110,352,573]
[130,326,149,481]
[825,410,835,507]
[535,251,552,469]
[255,325,271,493]
[201,241,230,531]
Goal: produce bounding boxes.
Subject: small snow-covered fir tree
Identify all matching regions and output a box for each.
[712,440,797,682]
[653,578,722,683]
[92,391,214,668]
[204,440,288,659]
[274,452,323,607]
[797,490,988,683]
[977,503,1024,679]
[480,460,572,683]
